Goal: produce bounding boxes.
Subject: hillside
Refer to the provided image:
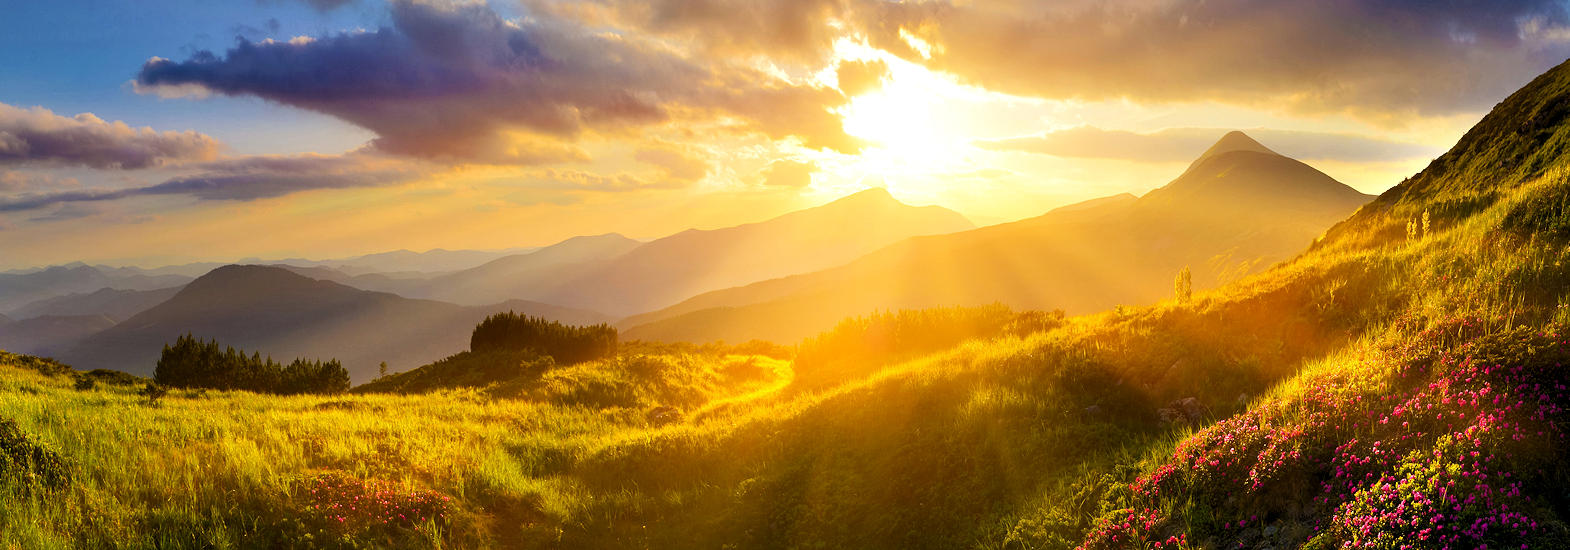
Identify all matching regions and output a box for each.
[622,131,1371,343]
[7,286,183,322]
[57,265,609,382]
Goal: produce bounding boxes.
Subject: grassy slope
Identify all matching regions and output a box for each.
[5,60,1570,550]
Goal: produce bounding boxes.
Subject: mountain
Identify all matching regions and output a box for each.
[253,247,539,276]
[533,189,973,316]
[0,265,192,312]
[621,132,1372,343]
[401,234,645,305]
[58,265,610,382]
[0,314,117,357]
[8,286,183,322]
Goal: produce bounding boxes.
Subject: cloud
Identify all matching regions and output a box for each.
[979,127,1442,164]
[29,203,113,223]
[257,0,355,13]
[760,159,816,187]
[634,143,709,183]
[526,0,847,64]
[0,171,80,192]
[0,152,430,212]
[136,0,860,163]
[836,58,889,97]
[852,0,1570,119]
[0,102,220,169]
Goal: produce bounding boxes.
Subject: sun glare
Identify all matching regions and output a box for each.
[839,57,971,174]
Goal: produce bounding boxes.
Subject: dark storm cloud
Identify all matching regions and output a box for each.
[852,0,1570,119]
[980,127,1441,164]
[0,153,428,212]
[137,0,860,163]
[0,103,219,169]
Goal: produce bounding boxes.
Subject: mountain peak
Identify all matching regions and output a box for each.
[181,264,334,297]
[1184,131,1279,174]
[835,186,897,204]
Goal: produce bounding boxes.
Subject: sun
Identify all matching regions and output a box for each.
[838,56,970,174]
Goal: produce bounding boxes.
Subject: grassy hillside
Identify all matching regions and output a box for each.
[6,57,1570,550]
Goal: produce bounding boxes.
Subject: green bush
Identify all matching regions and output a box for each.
[155,335,348,395]
[469,312,617,364]
[0,418,70,492]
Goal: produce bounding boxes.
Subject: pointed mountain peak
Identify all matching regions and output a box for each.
[836,186,897,203]
[1178,130,1280,176]
[1202,130,1277,160]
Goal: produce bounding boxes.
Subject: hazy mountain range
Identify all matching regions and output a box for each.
[618,132,1372,343]
[57,265,608,382]
[2,137,1368,375]
[0,265,191,312]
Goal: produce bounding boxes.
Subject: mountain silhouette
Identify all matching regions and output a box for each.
[8,286,184,323]
[59,265,609,382]
[621,132,1372,343]
[534,188,973,316]
[0,265,191,312]
[399,233,644,305]
[0,314,117,358]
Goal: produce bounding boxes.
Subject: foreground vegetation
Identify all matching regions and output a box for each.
[7,57,1570,550]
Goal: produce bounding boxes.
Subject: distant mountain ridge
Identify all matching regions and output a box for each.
[0,265,191,312]
[384,234,645,305]
[0,314,117,358]
[59,265,609,382]
[621,131,1373,344]
[8,286,183,323]
[536,188,974,316]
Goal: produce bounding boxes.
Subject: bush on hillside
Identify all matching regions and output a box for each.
[0,418,71,492]
[81,369,146,386]
[154,334,348,395]
[0,351,74,378]
[470,312,617,364]
[352,350,554,394]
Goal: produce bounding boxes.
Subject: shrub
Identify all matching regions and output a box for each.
[0,351,74,377]
[470,312,618,364]
[81,369,147,386]
[0,418,71,492]
[154,335,348,395]
[139,383,167,405]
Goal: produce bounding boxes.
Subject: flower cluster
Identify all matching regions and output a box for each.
[1077,507,1186,550]
[300,473,452,532]
[1084,317,1570,549]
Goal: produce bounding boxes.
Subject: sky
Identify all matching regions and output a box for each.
[3,0,1570,269]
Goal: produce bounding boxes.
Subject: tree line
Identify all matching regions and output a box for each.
[154,334,349,395]
[469,311,618,364]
